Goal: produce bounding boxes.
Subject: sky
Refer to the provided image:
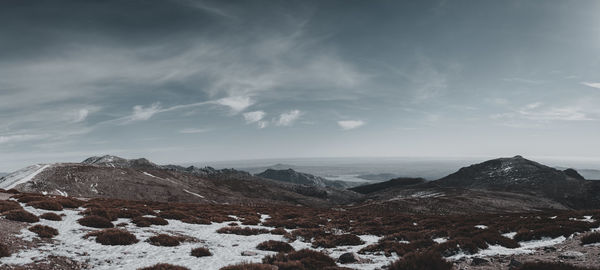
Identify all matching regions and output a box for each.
[1,0,600,172]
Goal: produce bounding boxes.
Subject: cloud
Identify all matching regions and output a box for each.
[275,110,302,126]
[492,102,595,122]
[129,103,162,122]
[337,120,365,130]
[242,110,268,128]
[581,82,600,89]
[214,96,254,113]
[242,110,265,123]
[179,128,211,134]
[0,134,47,144]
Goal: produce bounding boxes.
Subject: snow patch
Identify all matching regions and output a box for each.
[0,164,51,189]
[183,189,205,199]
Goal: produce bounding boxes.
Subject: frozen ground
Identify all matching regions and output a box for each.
[1,200,391,270]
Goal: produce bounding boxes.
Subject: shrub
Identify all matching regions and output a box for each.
[27,200,64,211]
[81,208,118,221]
[148,234,180,247]
[55,197,84,208]
[270,227,287,235]
[581,232,600,245]
[158,210,190,220]
[0,200,22,212]
[312,234,364,248]
[3,209,39,223]
[217,226,270,236]
[40,212,62,221]
[517,261,598,270]
[220,263,276,270]
[257,240,294,253]
[78,215,114,228]
[138,263,190,270]
[6,189,20,194]
[388,252,453,270]
[191,247,212,257]
[263,249,336,269]
[0,243,9,257]
[132,216,168,227]
[181,217,211,225]
[15,194,45,203]
[85,229,139,245]
[117,209,142,218]
[28,225,59,238]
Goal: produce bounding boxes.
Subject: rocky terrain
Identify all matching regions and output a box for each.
[256,168,350,189]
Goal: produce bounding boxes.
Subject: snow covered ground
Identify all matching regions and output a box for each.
[1,201,392,270]
[0,164,50,189]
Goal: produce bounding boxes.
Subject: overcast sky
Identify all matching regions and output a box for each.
[1,0,600,171]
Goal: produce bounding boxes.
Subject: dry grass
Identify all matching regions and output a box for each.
[388,251,453,270]
[132,216,169,227]
[312,234,364,248]
[581,232,600,245]
[256,240,294,253]
[148,234,181,247]
[78,215,114,228]
[85,228,139,245]
[517,262,599,270]
[0,243,9,258]
[3,209,39,223]
[191,247,212,257]
[262,249,337,269]
[81,208,119,221]
[0,200,22,212]
[27,200,64,211]
[220,263,276,270]
[28,225,59,238]
[217,226,270,236]
[40,212,62,221]
[138,263,190,270]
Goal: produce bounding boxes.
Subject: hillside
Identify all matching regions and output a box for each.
[256,168,349,189]
[349,177,426,194]
[0,156,361,207]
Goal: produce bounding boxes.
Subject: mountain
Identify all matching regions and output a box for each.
[256,168,350,189]
[356,173,399,181]
[349,177,426,194]
[433,155,600,208]
[0,156,361,207]
[556,166,600,180]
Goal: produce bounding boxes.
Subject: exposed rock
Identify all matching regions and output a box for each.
[508,258,522,269]
[559,251,584,259]
[471,257,489,266]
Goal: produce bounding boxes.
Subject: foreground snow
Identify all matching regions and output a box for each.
[1,201,391,270]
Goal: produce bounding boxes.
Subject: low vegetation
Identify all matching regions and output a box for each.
[191,247,212,257]
[132,216,169,227]
[40,212,62,221]
[581,232,600,245]
[388,252,453,270]
[256,240,294,253]
[220,263,276,270]
[0,243,10,258]
[0,200,23,212]
[3,209,39,223]
[85,228,139,245]
[138,263,190,270]
[312,234,364,248]
[262,249,337,269]
[77,215,114,228]
[517,261,600,270]
[27,200,64,211]
[28,225,59,238]
[148,234,181,247]
[217,226,270,236]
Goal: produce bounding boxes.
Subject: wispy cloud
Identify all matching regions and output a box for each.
[492,102,595,122]
[502,77,546,84]
[337,120,365,130]
[0,134,47,144]
[275,110,302,126]
[581,82,600,89]
[179,128,211,134]
[215,96,253,113]
[128,103,162,122]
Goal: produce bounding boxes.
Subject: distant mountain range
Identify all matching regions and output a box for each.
[2,154,600,213]
[256,168,349,189]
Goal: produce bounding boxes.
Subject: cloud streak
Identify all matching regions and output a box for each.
[337,120,365,130]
